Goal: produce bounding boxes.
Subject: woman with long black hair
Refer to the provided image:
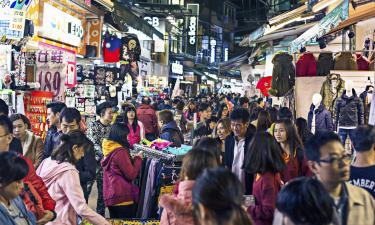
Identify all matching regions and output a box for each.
[273,119,311,182]
[121,106,145,148]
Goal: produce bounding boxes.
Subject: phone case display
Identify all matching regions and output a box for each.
[24,91,53,139]
[65,88,96,117]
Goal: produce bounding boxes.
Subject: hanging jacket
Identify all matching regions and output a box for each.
[356,54,370,71]
[335,90,364,129]
[334,52,358,70]
[307,104,334,132]
[296,52,317,77]
[320,74,345,117]
[360,90,372,124]
[269,52,295,97]
[317,52,334,76]
[0,196,36,225]
[160,121,184,147]
[36,158,109,225]
[101,139,142,207]
[159,180,195,225]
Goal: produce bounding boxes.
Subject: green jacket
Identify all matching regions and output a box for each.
[320,74,345,117]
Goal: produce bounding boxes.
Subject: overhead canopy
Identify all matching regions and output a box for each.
[112,2,164,39]
[219,51,250,73]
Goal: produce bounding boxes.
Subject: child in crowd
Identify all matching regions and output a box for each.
[244,132,286,225]
[159,149,219,225]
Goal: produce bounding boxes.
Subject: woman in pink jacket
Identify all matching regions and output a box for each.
[159,149,219,225]
[36,130,109,225]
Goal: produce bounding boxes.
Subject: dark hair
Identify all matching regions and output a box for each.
[194,137,222,165]
[46,102,67,115]
[245,132,286,174]
[256,98,264,104]
[52,130,93,164]
[218,104,229,119]
[9,114,32,130]
[276,177,334,225]
[192,168,253,225]
[0,115,13,134]
[278,107,293,120]
[123,106,138,132]
[352,125,375,152]
[107,123,131,149]
[59,108,81,124]
[305,131,342,162]
[0,152,29,186]
[176,100,185,111]
[0,99,9,116]
[158,110,174,124]
[230,108,250,124]
[180,149,218,181]
[296,118,313,145]
[96,101,114,117]
[274,119,304,158]
[142,96,151,105]
[239,97,249,106]
[267,107,278,124]
[256,110,272,132]
[215,118,231,137]
[198,103,211,112]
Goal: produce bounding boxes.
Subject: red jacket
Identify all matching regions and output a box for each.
[20,155,56,211]
[296,53,317,77]
[137,104,158,135]
[280,151,312,183]
[248,172,282,225]
[356,54,370,71]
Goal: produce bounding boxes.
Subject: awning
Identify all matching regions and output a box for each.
[219,51,250,73]
[112,2,164,39]
[290,0,349,53]
[92,0,114,11]
[325,2,375,35]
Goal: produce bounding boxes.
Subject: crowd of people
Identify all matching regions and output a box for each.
[0,92,374,225]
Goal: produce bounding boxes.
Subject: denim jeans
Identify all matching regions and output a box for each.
[338,128,356,144]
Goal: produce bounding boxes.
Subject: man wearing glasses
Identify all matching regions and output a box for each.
[224,108,256,194]
[305,131,375,225]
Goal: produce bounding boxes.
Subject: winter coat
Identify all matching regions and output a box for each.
[76,145,96,190]
[127,121,145,148]
[334,52,358,70]
[0,196,36,225]
[86,120,111,163]
[248,172,282,225]
[36,158,108,225]
[101,139,142,206]
[269,52,295,97]
[43,125,59,160]
[22,130,44,169]
[159,180,195,225]
[335,91,364,129]
[137,104,159,135]
[280,148,312,183]
[356,54,370,71]
[296,53,317,77]
[320,74,345,117]
[360,90,372,124]
[160,121,184,147]
[307,104,334,132]
[317,52,334,76]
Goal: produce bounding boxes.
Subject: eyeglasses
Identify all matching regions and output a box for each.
[318,154,352,165]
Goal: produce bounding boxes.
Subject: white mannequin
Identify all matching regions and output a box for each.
[312,93,322,107]
[345,80,354,97]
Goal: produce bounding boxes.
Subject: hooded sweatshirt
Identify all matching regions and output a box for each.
[101,139,142,206]
[36,158,109,225]
[159,180,195,225]
[160,121,184,147]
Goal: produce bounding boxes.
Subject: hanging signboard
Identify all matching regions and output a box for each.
[0,9,26,40]
[186,4,199,56]
[290,0,349,53]
[39,3,83,47]
[36,43,76,101]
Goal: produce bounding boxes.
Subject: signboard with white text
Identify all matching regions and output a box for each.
[186,4,199,56]
[0,9,26,40]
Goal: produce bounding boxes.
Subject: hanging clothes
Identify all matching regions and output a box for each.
[320,74,345,119]
[269,52,295,97]
[296,52,317,77]
[317,52,334,76]
[307,104,334,132]
[335,90,364,129]
[334,52,358,70]
[356,54,370,71]
[360,87,373,124]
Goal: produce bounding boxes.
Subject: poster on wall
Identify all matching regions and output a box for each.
[36,43,76,101]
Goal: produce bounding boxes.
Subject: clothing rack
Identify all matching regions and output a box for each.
[133,144,176,161]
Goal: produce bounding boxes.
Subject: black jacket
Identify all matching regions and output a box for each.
[43,125,59,160]
[77,146,96,187]
[335,91,364,129]
[224,125,256,194]
[307,104,334,132]
[9,138,22,154]
[160,121,184,147]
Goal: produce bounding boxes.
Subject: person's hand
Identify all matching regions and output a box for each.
[36,210,55,225]
[135,151,144,159]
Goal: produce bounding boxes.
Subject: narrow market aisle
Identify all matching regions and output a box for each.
[88,181,110,218]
